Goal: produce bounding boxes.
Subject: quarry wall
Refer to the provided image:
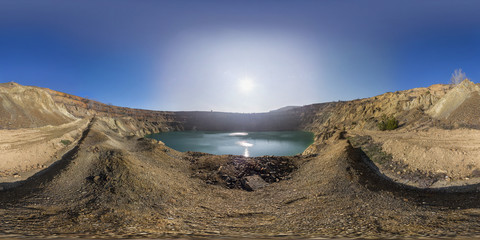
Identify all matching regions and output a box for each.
[6,81,480,138]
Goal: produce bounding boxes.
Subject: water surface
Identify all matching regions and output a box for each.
[146,131,314,157]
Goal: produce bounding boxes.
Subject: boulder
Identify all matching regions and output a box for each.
[242,175,268,191]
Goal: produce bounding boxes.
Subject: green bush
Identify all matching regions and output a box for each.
[377,115,399,131]
[60,139,72,146]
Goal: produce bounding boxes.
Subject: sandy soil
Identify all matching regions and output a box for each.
[2,119,480,238]
[4,80,480,238]
[351,128,480,187]
[0,119,89,182]
[0,82,75,129]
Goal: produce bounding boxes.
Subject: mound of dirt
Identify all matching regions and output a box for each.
[445,91,480,128]
[186,152,304,190]
[0,82,75,129]
[427,79,480,120]
[2,118,480,238]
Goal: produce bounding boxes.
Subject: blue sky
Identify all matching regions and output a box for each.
[1,0,480,112]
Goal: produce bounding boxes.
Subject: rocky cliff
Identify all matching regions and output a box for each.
[40,82,452,136]
[301,83,452,142]
[3,81,479,137]
[44,86,317,133]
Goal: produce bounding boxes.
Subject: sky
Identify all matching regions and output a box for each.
[1,0,480,112]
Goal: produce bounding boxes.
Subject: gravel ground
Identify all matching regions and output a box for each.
[2,120,480,238]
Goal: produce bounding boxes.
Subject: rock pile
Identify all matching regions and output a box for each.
[186,152,303,191]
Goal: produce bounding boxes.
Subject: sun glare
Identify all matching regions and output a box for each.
[239,77,254,93]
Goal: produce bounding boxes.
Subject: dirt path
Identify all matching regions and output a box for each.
[0,119,89,183]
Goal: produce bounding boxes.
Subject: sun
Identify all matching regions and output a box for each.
[239,77,254,93]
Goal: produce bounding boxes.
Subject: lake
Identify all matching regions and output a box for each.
[146,131,314,157]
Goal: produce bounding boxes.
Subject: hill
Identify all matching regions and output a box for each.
[0,82,75,129]
[2,81,480,238]
[427,79,480,128]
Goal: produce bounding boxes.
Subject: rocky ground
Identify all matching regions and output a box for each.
[3,80,480,238]
[2,118,480,238]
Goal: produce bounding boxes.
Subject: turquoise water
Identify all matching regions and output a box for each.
[146,131,314,157]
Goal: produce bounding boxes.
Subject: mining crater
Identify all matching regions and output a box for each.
[3,81,480,238]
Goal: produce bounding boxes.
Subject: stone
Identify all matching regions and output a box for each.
[242,175,268,191]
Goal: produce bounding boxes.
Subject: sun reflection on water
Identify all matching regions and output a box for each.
[243,148,250,157]
[229,132,248,136]
[236,140,253,157]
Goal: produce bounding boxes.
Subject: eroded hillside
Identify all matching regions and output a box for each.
[0,82,75,129]
[2,80,480,238]
[5,80,476,137]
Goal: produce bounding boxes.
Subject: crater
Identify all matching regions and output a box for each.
[146,131,314,157]
[147,130,315,191]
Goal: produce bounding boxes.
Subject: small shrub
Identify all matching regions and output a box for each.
[377,115,399,131]
[60,139,72,146]
[450,68,466,85]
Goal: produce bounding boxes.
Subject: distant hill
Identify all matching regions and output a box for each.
[269,106,301,112]
[3,80,480,134]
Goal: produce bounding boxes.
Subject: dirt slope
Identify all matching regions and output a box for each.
[2,122,480,238]
[0,82,75,129]
[427,79,480,119]
[302,83,451,141]
[38,81,453,135]
[2,81,480,238]
[0,118,89,182]
[349,128,480,188]
[44,87,183,134]
[444,91,480,128]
